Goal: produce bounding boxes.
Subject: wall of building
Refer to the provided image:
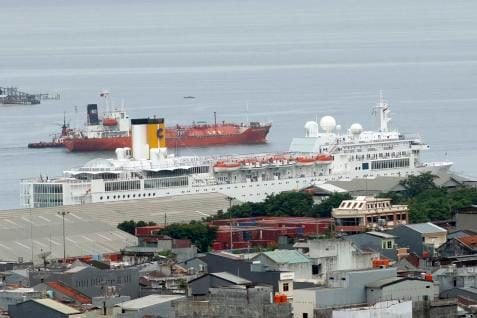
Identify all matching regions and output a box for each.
[297,239,376,283]
[388,227,423,256]
[422,233,447,249]
[175,286,292,318]
[292,268,396,318]
[0,290,41,311]
[117,301,179,318]
[412,299,457,318]
[332,300,412,318]
[456,213,477,232]
[292,288,319,318]
[366,280,437,304]
[435,266,477,293]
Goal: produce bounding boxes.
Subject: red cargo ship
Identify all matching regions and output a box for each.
[59,93,271,152]
[63,122,271,152]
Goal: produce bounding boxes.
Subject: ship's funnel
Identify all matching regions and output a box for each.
[131,118,166,160]
[87,104,99,125]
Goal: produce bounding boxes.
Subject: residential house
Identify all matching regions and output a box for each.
[293,239,377,282]
[434,266,477,294]
[188,272,252,296]
[202,252,295,297]
[251,250,312,280]
[344,231,398,260]
[388,223,447,258]
[332,196,408,234]
[366,277,437,304]
[438,235,477,258]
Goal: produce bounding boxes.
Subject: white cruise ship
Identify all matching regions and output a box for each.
[20,96,452,208]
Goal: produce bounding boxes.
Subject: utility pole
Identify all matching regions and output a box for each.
[57,211,69,264]
[226,197,234,249]
[30,208,34,266]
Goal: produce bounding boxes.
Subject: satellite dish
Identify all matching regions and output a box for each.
[320,116,336,133]
[350,123,363,135]
[304,121,319,137]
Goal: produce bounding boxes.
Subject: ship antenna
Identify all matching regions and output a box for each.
[373,90,391,132]
[246,101,249,123]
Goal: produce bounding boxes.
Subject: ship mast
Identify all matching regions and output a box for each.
[373,91,391,132]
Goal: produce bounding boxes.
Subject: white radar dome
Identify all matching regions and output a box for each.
[350,123,363,135]
[304,121,319,137]
[320,116,336,133]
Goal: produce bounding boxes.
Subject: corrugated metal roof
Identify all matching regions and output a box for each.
[117,294,185,310]
[312,183,347,193]
[0,193,231,262]
[405,223,447,234]
[211,272,251,285]
[366,231,396,239]
[260,250,310,264]
[32,298,80,314]
[366,277,406,288]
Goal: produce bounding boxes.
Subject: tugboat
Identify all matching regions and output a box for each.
[27,113,72,149]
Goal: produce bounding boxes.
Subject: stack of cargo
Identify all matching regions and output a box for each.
[210,216,333,250]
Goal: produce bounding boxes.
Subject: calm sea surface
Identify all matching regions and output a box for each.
[1,0,476,209]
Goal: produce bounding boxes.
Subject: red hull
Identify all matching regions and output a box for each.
[63,124,271,152]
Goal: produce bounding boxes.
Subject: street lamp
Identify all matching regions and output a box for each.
[57,211,69,264]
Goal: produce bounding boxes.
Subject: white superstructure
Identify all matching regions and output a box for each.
[21,96,452,208]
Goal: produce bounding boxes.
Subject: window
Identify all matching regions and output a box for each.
[312,264,321,275]
[362,162,369,170]
[387,240,393,249]
[283,282,289,292]
[303,314,308,318]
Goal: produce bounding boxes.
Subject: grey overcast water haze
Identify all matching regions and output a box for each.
[1,0,477,209]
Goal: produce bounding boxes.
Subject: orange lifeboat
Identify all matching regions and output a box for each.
[103,118,118,126]
[295,156,316,166]
[213,161,241,172]
[316,154,333,164]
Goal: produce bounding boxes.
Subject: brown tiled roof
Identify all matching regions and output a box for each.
[46,281,92,304]
[457,235,477,249]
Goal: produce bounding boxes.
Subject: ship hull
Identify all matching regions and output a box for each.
[63,125,271,152]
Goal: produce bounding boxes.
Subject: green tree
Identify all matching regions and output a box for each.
[208,191,352,220]
[160,221,217,252]
[377,173,477,223]
[400,172,437,199]
[311,192,353,217]
[117,220,157,235]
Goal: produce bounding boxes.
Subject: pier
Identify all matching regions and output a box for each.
[0,86,60,105]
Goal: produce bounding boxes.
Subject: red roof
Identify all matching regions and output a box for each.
[458,235,477,249]
[46,281,92,304]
